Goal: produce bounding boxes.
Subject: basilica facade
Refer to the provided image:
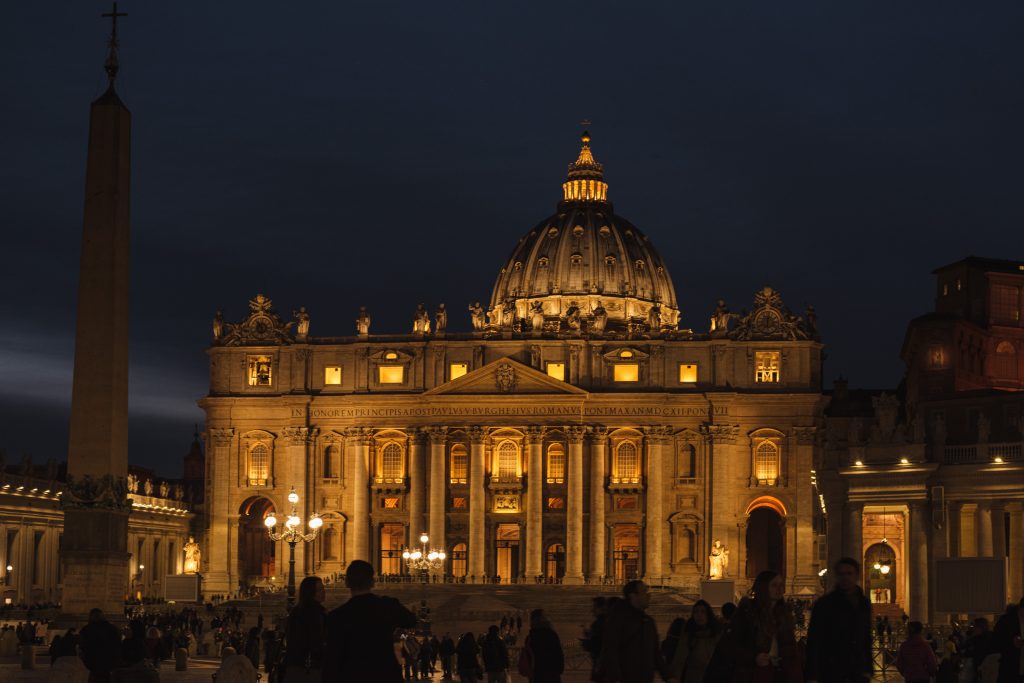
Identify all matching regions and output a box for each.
[199,134,827,597]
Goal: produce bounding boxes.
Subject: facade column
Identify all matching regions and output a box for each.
[565,426,586,583]
[347,428,371,563]
[589,427,608,581]
[792,427,818,592]
[468,427,486,580]
[525,427,544,579]
[977,501,994,557]
[947,500,961,557]
[408,430,426,537]
[1008,504,1023,605]
[845,502,864,566]
[908,502,930,622]
[205,428,235,594]
[643,427,668,583]
[991,502,1007,560]
[427,427,448,567]
[283,426,316,577]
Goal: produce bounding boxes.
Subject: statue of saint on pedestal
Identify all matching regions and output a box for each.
[183,536,201,574]
[413,304,431,334]
[708,539,729,580]
[592,301,608,334]
[530,301,545,332]
[212,310,224,340]
[293,306,310,338]
[355,306,371,335]
[435,303,447,333]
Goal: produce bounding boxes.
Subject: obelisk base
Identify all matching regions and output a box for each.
[60,508,130,623]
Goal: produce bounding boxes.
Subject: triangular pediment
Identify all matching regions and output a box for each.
[424,358,588,396]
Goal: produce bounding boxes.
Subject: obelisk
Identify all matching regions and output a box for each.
[61,4,132,621]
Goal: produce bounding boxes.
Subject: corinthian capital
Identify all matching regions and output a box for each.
[567,426,587,443]
[208,428,235,446]
[468,426,487,444]
[426,426,449,444]
[282,426,318,445]
[524,426,544,444]
[703,423,739,444]
[793,426,818,445]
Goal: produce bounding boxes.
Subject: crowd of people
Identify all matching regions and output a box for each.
[32,553,1024,683]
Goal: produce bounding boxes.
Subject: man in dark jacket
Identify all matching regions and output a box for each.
[992,597,1023,683]
[481,624,510,682]
[324,559,417,683]
[599,580,667,683]
[78,608,121,682]
[805,557,873,683]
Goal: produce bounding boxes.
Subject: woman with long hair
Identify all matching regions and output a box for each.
[705,570,801,683]
[283,575,326,682]
[455,631,481,683]
[665,599,721,683]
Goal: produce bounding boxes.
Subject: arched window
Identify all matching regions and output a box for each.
[497,441,518,480]
[249,444,269,484]
[450,543,467,578]
[450,444,468,484]
[754,441,779,486]
[546,443,565,483]
[381,443,403,481]
[321,527,337,560]
[323,445,340,479]
[614,441,639,483]
[993,341,1018,379]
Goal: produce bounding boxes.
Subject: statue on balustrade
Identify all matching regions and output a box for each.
[591,301,608,335]
[529,301,545,333]
[435,304,447,333]
[293,306,310,338]
[468,302,486,331]
[564,302,581,331]
[355,306,371,335]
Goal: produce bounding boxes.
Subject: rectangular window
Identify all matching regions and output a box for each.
[247,355,273,386]
[614,496,638,510]
[449,363,468,381]
[991,284,1021,325]
[378,366,404,384]
[324,366,342,385]
[613,363,639,382]
[381,496,401,510]
[547,497,565,509]
[755,351,780,383]
[678,363,698,383]
[546,362,566,381]
[928,345,946,369]
[451,496,467,509]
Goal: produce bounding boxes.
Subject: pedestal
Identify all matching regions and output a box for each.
[700,579,736,608]
[61,507,130,621]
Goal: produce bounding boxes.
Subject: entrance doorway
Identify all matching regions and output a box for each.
[449,543,467,579]
[612,525,641,581]
[864,542,897,604]
[379,524,405,577]
[545,543,566,580]
[746,506,785,579]
[238,497,276,585]
[495,524,520,583]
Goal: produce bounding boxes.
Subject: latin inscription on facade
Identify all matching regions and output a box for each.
[292,405,727,419]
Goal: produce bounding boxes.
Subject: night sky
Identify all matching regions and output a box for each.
[2,2,1023,477]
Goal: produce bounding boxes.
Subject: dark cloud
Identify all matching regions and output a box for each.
[3,1,1023,475]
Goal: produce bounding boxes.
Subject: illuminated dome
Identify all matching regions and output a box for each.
[488,132,680,334]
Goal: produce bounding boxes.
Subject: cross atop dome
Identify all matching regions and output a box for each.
[562,130,608,203]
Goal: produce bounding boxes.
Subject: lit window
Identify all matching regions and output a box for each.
[928,346,945,369]
[547,497,565,509]
[755,351,780,383]
[497,441,518,480]
[613,441,639,482]
[678,364,698,383]
[450,444,468,484]
[248,444,269,485]
[614,496,638,510]
[942,283,949,296]
[449,363,468,380]
[614,364,639,382]
[247,356,273,386]
[384,351,398,360]
[546,443,565,483]
[754,441,779,486]
[381,497,401,510]
[619,350,634,359]
[324,366,342,385]
[381,443,403,481]
[546,362,565,381]
[378,366,404,384]
[451,497,467,509]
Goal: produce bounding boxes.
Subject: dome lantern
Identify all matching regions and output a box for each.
[561,131,609,204]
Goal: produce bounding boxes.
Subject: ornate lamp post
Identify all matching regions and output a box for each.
[402,533,446,578]
[264,487,322,610]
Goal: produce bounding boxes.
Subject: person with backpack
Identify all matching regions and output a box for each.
[519,608,564,683]
[665,600,721,683]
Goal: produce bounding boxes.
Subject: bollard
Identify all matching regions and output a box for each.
[175,646,189,671]
[20,643,35,670]
[221,646,237,659]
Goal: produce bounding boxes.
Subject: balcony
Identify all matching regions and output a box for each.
[371,476,407,493]
[943,442,1022,465]
[488,474,523,493]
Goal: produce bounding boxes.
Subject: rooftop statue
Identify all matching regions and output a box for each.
[648,304,662,334]
[565,302,581,331]
[356,306,371,335]
[468,302,486,331]
[212,310,224,340]
[413,304,431,335]
[435,304,447,333]
[529,301,545,334]
[591,301,608,335]
[293,306,310,339]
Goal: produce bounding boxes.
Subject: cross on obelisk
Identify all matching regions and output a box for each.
[62,4,133,624]
[101,2,127,85]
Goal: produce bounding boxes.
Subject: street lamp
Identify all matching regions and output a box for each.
[402,533,446,577]
[4,565,11,586]
[264,487,322,610]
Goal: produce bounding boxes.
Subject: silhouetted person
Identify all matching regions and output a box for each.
[456,631,480,682]
[524,608,564,683]
[599,581,664,683]
[440,632,456,678]
[895,621,937,683]
[284,575,326,681]
[324,559,416,682]
[666,599,721,683]
[481,624,510,682]
[992,597,1024,683]
[79,608,121,683]
[805,557,873,683]
[582,597,610,680]
[720,602,736,624]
